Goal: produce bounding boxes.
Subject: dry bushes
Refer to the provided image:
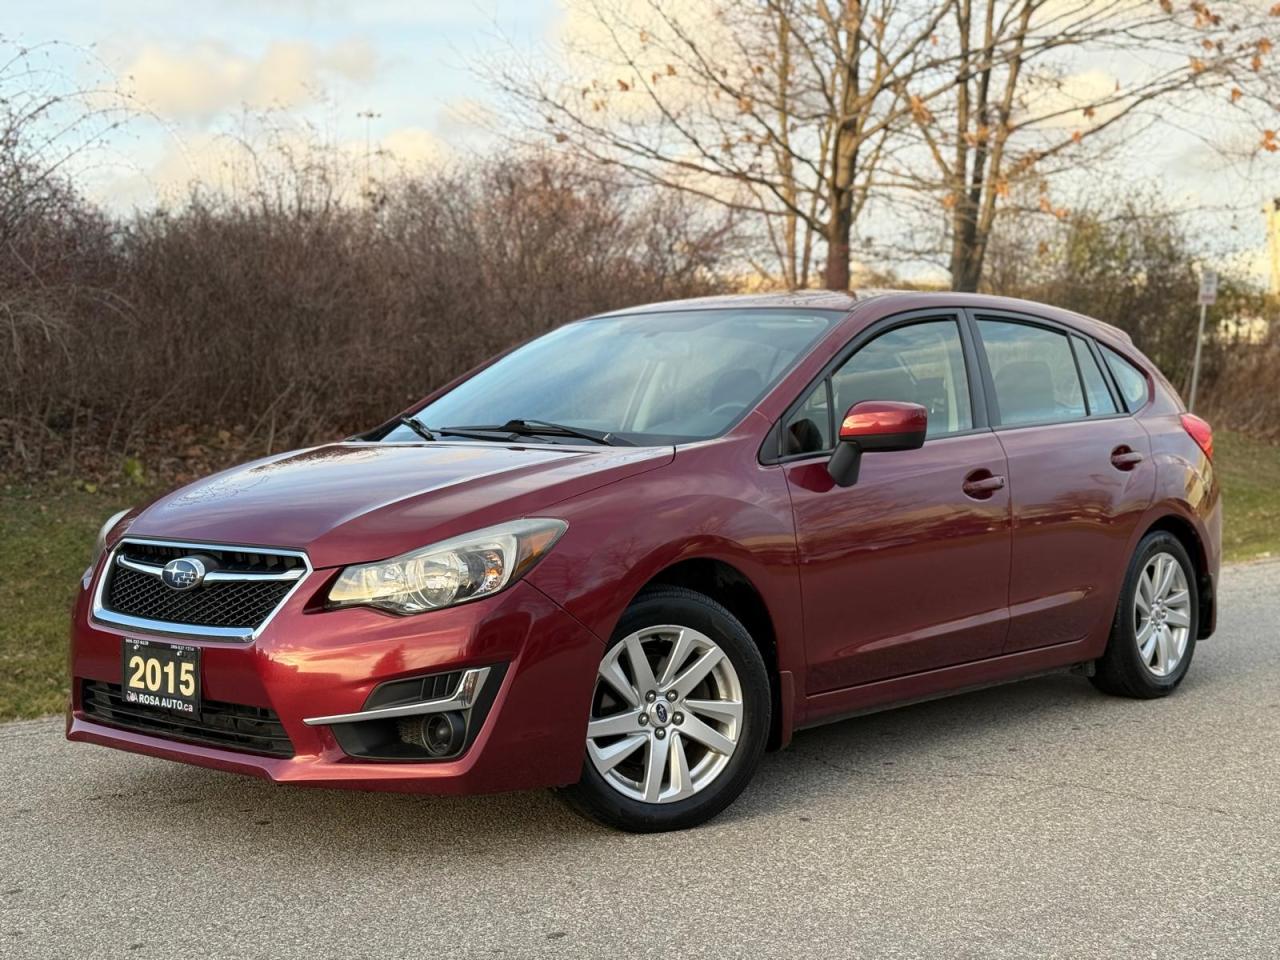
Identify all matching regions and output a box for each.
[1197,326,1280,442]
[1,159,733,478]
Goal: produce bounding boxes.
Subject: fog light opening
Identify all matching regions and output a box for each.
[399,710,466,758]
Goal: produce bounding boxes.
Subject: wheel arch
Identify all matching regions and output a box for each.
[1140,512,1215,639]
[636,557,791,750]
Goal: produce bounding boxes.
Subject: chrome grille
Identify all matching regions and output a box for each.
[93,537,310,642]
[107,566,292,628]
[116,540,305,575]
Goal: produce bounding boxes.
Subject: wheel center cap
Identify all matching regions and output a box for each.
[649,700,672,727]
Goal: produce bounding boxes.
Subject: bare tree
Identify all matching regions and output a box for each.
[0,39,133,252]
[902,0,1280,291]
[0,40,136,469]
[495,0,964,290]
[496,1,1280,293]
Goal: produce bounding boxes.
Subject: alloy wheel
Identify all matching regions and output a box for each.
[1133,551,1192,679]
[586,625,743,804]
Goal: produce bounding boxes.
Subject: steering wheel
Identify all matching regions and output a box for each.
[709,402,744,420]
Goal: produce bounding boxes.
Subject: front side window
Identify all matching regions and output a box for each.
[783,319,972,455]
[977,319,1086,426]
[1100,344,1150,411]
[783,380,833,455]
[387,309,841,445]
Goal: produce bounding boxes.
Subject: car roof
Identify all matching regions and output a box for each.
[591,289,1133,346]
[590,290,863,316]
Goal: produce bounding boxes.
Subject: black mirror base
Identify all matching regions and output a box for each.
[827,442,862,487]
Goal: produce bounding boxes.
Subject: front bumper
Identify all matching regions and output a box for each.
[67,572,603,795]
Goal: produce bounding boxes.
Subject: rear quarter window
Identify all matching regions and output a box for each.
[1099,344,1150,411]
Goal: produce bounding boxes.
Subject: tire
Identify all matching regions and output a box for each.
[1091,531,1199,699]
[560,586,771,832]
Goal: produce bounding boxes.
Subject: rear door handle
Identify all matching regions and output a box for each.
[1110,447,1144,471]
[962,473,1006,499]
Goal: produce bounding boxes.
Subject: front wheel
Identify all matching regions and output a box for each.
[1091,531,1199,699]
[560,587,771,832]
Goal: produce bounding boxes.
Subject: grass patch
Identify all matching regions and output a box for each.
[0,484,138,720]
[1217,430,1280,564]
[1,430,1277,720]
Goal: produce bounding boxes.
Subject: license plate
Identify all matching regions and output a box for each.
[121,639,201,716]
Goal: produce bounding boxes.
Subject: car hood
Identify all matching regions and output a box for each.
[127,441,674,567]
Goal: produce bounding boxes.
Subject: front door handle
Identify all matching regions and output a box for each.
[962,472,1006,499]
[1110,447,1145,471]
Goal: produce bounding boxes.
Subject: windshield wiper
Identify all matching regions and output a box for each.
[397,417,523,443]
[504,419,632,446]
[430,425,525,442]
[439,420,633,446]
[397,416,437,442]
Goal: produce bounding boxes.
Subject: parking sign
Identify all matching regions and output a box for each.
[1198,270,1218,306]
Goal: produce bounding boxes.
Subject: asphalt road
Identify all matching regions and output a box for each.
[4,561,1279,960]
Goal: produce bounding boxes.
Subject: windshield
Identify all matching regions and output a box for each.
[385,308,843,445]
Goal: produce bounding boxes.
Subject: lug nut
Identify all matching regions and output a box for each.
[655,728,666,739]
[645,691,657,702]
[638,714,648,725]
[665,690,677,702]
[673,712,683,725]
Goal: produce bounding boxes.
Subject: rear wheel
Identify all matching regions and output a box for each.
[560,587,770,832]
[1091,531,1199,699]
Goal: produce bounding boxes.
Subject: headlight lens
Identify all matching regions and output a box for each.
[327,518,568,615]
[84,507,132,587]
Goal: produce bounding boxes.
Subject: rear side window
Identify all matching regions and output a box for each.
[1071,336,1119,415]
[1099,344,1150,411]
[977,319,1085,426]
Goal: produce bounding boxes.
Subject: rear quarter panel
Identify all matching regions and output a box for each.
[1105,337,1221,637]
[1139,408,1221,632]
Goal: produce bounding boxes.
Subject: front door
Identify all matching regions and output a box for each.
[779,316,1013,693]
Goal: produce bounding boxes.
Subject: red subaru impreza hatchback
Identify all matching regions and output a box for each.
[68,291,1220,831]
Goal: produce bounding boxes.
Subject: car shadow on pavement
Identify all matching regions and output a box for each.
[73,660,1234,855]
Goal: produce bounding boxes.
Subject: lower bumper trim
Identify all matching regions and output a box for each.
[302,666,490,726]
[80,679,294,758]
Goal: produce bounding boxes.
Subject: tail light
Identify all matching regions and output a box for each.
[1180,413,1213,461]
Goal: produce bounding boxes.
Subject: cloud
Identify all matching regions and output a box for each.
[325,37,378,82]
[435,97,498,141]
[87,122,450,211]
[549,0,738,122]
[120,39,378,121]
[377,126,446,168]
[1022,69,1121,129]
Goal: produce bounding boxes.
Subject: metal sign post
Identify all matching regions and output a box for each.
[1189,269,1217,412]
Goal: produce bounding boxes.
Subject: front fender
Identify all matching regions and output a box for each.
[526,437,805,678]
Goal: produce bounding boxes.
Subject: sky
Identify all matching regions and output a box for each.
[4,0,1276,282]
[6,0,561,208]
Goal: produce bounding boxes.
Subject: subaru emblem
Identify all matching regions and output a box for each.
[161,557,206,591]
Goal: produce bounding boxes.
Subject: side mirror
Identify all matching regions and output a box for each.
[827,400,928,488]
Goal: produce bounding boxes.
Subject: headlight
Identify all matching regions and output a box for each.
[84,508,132,587]
[327,518,568,615]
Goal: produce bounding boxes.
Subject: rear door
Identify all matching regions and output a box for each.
[969,312,1155,653]
[777,312,1013,692]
